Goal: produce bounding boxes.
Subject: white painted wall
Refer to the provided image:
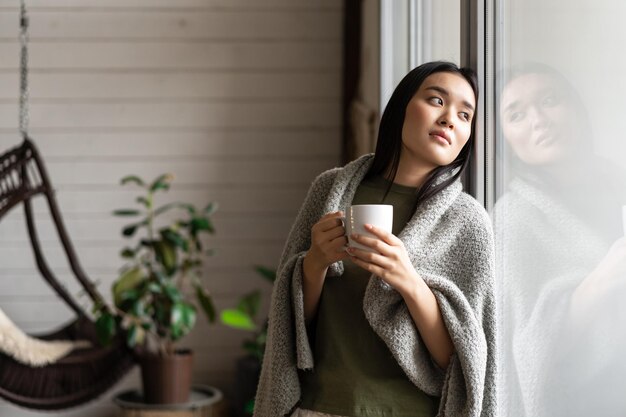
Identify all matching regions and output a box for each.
[0,1,342,415]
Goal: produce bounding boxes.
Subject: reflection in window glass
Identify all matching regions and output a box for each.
[493,1,626,416]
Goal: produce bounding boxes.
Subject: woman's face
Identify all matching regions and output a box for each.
[400,72,476,171]
[500,73,578,165]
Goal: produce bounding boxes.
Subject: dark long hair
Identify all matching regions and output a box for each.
[367,61,479,208]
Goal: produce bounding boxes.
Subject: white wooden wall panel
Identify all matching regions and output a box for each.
[0,1,340,9]
[0,1,343,415]
[0,73,341,99]
[0,42,340,70]
[1,187,309,214]
[0,10,341,40]
[0,130,341,156]
[0,216,295,243]
[0,101,340,128]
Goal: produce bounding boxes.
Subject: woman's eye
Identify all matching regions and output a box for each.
[508,111,524,123]
[429,97,443,106]
[541,94,559,107]
[460,112,471,121]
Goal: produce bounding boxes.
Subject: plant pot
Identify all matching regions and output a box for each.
[233,355,262,417]
[139,348,193,404]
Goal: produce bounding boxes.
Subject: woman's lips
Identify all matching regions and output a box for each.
[534,132,557,146]
[430,132,451,145]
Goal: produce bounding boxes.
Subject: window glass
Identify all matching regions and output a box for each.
[494,1,626,416]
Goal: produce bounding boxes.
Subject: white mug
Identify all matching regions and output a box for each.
[343,204,393,253]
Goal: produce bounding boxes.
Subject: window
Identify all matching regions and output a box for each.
[492,1,626,415]
[383,1,626,415]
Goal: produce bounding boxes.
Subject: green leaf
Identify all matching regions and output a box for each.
[126,324,137,347]
[112,267,145,307]
[136,196,150,207]
[220,309,256,331]
[120,247,135,259]
[153,202,179,216]
[121,175,145,187]
[153,202,198,217]
[237,290,261,319]
[244,398,255,414]
[95,312,116,346]
[148,282,162,293]
[132,298,146,316]
[122,223,141,237]
[163,284,182,302]
[126,324,146,347]
[170,302,196,341]
[203,202,218,215]
[153,240,177,275]
[194,284,216,323]
[149,173,173,192]
[161,229,189,252]
[118,288,141,308]
[113,209,141,217]
[191,217,214,233]
[254,265,277,283]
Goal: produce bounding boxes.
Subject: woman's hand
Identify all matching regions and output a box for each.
[347,224,420,296]
[304,211,350,274]
[348,223,455,368]
[302,211,350,323]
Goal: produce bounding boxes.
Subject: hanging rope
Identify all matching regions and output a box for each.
[19,0,30,139]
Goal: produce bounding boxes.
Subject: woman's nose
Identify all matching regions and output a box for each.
[438,115,453,128]
[528,106,548,130]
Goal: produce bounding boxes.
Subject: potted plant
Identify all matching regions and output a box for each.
[220,265,275,416]
[94,173,217,404]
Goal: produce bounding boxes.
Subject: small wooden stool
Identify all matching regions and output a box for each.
[114,385,226,417]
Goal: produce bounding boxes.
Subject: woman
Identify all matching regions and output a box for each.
[255,61,496,417]
[494,64,626,416]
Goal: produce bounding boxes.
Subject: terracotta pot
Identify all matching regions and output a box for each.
[139,348,193,404]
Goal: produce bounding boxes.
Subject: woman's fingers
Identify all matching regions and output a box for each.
[363,224,401,246]
[347,246,389,269]
[349,232,390,255]
[315,211,344,233]
[330,234,349,250]
[350,254,385,277]
[324,236,349,262]
[321,224,347,241]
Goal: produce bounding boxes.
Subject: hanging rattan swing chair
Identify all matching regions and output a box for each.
[0,2,135,410]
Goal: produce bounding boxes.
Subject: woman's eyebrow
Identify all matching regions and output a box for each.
[425,85,475,111]
[503,100,520,113]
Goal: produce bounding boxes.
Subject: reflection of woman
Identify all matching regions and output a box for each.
[494,64,626,416]
[254,62,496,417]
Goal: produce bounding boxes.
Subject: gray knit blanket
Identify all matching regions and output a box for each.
[254,154,496,417]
